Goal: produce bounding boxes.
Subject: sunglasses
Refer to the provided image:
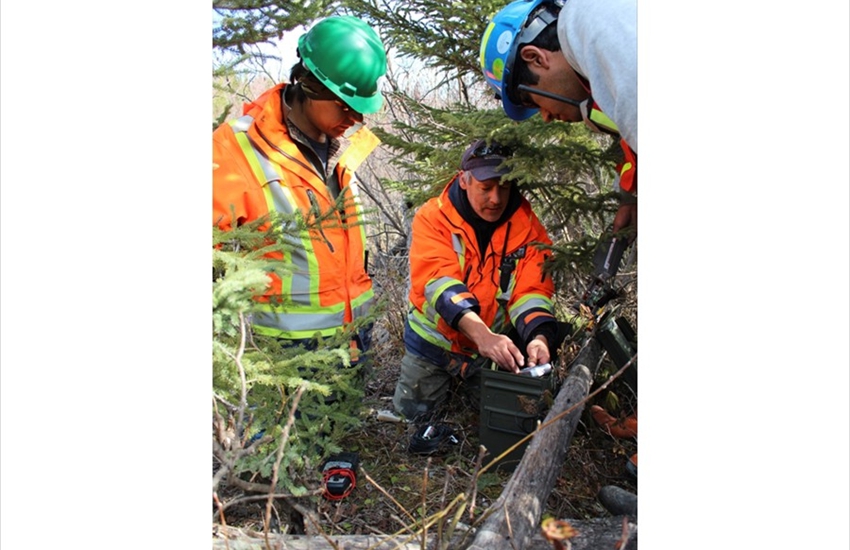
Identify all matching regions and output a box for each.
[301,79,363,117]
[470,143,513,159]
[515,84,584,109]
[334,99,362,117]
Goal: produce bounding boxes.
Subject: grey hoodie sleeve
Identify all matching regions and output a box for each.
[557,0,637,152]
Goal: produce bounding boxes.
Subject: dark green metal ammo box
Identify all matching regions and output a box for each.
[479,367,557,472]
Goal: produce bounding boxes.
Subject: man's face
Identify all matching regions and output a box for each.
[517,46,590,124]
[308,97,365,138]
[460,172,512,222]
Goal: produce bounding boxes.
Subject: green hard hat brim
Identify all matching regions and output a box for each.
[301,53,385,114]
[347,92,384,115]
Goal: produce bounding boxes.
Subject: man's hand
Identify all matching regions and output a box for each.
[458,313,525,372]
[613,202,637,243]
[525,335,551,368]
[476,332,526,372]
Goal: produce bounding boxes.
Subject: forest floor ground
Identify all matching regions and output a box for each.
[215,326,638,539]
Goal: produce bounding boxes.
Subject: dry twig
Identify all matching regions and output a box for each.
[263,384,307,549]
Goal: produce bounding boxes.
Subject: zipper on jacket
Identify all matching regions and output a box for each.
[463,264,473,285]
[255,124,321,182]
[541,254,549,283]
[498,222,513,293]
[306,189,336,253]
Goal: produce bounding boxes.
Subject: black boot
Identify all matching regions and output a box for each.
[598,485,637,518]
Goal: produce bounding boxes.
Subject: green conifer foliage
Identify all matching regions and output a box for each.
[337,0,633,298]
[213,0,334,53]
[213,212,377,497]
[212,0,637,508]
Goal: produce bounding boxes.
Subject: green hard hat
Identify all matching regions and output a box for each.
[298,16,387,115]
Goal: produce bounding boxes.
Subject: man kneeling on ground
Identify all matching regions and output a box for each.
[393,139,565,421]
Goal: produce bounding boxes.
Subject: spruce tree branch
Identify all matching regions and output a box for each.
[615,516,633,550]
[213,431,274,492]
[263,383,307,546]
[216,491,321,515]
[213,312,267,494]
[467,444,487,521]
[234,312,250,444]
[302,511,340,548]
[420,458,431,549]
[437,466,454,549]
[213,492,231,550]
[213,392,239,414]
[355,163,406,236]
[361,494,468,550]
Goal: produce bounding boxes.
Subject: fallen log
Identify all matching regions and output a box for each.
[212,530,428,549]
[212,516,635,549]
[466,339,621,550]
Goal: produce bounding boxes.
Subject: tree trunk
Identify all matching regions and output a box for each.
[212,516,635,549]
[466,339,610,550]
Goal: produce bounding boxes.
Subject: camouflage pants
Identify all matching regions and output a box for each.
[392,351,491,421]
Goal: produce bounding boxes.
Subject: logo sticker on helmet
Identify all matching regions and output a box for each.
[497,30,512,54]
[493,58,504,81]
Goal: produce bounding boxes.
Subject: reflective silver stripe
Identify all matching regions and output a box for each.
[229,113,372,332]
[252,309,345,332]
[497,275,515,304]
[424,276,458,306]
[230,115,252,133]
[241,131,298,217]
[352,290,376,320]
[231,120,315,303]
[408,307,453,350]
[286,253,313,300]
[263,172,296,216]
[451,234,465,271]
[255,150,315,299]
[421,300,441,324]
[491,308,508,334]
[509,295,554,323]
[451,234,464,255]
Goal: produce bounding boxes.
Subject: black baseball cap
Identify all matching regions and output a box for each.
[460,139,513,182]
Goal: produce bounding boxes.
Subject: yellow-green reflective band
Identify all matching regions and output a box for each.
[408,308,452,350]
[425,276,461,306]
[252,324,338,340]
[620,162,633,175]
[508,294,553,323]
[351,288,376,318]
[589,109,619,134]
[234,132,270,190]
[451,234,466,272]
[252,309,345,333]
[491,308,508,333]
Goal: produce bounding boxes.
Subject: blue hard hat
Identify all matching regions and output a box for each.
[479,0,561,120]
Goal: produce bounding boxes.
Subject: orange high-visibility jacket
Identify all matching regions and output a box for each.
[213,84,377,339]
[404,177,556,364]
[617,139,637,194]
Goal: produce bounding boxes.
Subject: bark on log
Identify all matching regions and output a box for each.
[466,339,606,550]
[212,516,635,549]
[212,531,430,549]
